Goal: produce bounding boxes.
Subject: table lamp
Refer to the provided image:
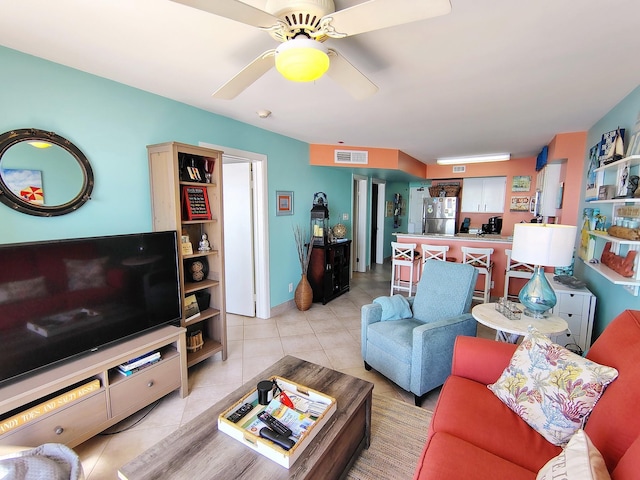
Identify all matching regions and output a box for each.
[511,224,577,318]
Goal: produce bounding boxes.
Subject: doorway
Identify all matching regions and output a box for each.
[200,142,270,319]
[353,175,368,273]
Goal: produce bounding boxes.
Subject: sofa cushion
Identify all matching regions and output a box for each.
[373,294,413,321]
[536,429,610,480]
[488,327,618,446]
[413,431,536,480]
[64,257,108,291]
[583,310,640,472]
[430,375,561,472]
[0,276,48,305]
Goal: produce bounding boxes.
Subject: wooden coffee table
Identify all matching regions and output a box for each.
[118,355,373,480]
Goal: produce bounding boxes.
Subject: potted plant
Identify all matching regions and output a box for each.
[293,225,314,311]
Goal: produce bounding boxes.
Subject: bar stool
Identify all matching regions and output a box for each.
[461,246,494,303]
[504,248,535,301]
[421,244,449,274]
[391,242,421,296]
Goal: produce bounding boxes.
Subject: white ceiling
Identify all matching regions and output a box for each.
[1,0,639,164]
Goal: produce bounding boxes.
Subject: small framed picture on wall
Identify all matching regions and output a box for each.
[276,191,294,216]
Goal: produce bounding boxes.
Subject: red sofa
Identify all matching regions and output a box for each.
[414,309,640,479]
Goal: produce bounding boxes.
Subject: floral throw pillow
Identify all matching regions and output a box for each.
[488,327,618,446]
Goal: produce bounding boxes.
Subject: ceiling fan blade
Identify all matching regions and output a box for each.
[322,0,451,38]
[212,50,276,100]
[171,0,280,29]
[326,49,378,101]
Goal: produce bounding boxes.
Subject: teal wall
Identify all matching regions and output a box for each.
[576,84,640,337]
[0,46,353,309]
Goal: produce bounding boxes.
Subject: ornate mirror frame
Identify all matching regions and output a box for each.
[0,128,94,216]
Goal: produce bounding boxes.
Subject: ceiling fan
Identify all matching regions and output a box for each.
[171,0,452,100]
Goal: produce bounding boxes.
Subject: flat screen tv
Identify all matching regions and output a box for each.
[0,231,182,387]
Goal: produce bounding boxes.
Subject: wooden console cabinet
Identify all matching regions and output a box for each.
[0,326,187,449]
[308,240,352,304]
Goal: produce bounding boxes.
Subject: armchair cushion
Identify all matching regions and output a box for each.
[412,260,477,323]
[373,294,413,321]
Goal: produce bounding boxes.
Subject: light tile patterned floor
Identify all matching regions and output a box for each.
[74,263,494,479]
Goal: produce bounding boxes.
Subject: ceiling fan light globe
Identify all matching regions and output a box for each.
[275,38,329,82]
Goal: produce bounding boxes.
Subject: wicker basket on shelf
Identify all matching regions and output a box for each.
[187,330,204,352]
[429,185,460,197]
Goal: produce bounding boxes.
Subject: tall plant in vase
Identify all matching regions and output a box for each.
[293,225,314,311]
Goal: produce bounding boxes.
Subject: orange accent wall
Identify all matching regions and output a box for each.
[310,144,427,176]
[547,132,587,227]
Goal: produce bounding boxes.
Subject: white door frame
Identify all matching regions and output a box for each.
[372,179,385,264]
[200,142,271,319]
[353,175,368,273]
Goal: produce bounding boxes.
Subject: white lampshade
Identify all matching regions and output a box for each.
[511,224,577,267]
[275,38,330,82]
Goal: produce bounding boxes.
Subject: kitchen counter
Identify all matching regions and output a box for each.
[395,233,513,244]
[392,234,516,300]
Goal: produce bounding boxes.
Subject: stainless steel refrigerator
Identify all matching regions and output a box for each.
[422,197,458,235]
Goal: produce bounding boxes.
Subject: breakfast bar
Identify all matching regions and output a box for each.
[394,233,522,301]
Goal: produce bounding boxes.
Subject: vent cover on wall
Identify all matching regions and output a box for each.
[335,150,368,164]
[452,165,466,173]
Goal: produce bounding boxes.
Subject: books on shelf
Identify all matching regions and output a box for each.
[116,358,160,376]
[184,294,201,322]
[118,351,161,372]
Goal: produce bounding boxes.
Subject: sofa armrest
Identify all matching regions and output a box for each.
[451,336,517,385]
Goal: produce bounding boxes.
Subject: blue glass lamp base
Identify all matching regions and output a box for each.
[518,266,557,319]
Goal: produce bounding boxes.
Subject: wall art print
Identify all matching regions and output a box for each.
[1,169,44,204]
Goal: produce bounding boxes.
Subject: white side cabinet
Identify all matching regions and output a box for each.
[546,274,596,353]
[461,177,506,213]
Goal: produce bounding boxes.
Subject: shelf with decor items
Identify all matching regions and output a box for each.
[588,155,640,203]
[582,229,640,296]
[147,142,227,369]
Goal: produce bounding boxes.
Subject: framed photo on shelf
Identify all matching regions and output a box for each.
[511,176,531,192]
[182,185,212,220]
[276,191,293,216]
[510,196,530,212]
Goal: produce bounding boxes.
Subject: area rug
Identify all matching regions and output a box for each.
[346,393,433,480]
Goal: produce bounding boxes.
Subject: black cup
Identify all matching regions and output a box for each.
[257,380,274,405]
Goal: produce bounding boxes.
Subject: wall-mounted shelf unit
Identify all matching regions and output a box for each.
[147,142,227,368]
[587,155,640,204]
[583,230,640,296]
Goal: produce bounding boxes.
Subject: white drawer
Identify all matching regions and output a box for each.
[109,356,180,418]
[0,391,108,447]
[556,293,585,315]
[558,312,583,340]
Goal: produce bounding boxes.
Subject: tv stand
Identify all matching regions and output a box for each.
[0,325,187,448]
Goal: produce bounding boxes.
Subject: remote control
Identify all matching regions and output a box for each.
[259,427,295,451]
[257,411,292,437]
[227,403,253,423]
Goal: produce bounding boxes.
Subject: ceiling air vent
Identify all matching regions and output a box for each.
[335,150,368,164]
[452,165,466,173]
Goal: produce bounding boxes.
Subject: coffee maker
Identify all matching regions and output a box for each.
[488,216,502,234]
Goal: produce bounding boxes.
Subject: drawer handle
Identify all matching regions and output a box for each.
[54,426,64,435]
[147,380,154,388]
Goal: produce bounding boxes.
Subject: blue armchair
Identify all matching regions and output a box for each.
[361,260,478,406]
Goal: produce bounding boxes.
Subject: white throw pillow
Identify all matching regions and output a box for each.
[537,429,610,479]
[488,327,618,446]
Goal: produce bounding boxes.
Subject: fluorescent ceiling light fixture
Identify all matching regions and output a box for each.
[28,141,52,149]
[275,38,330,82]
[436,153,511,165]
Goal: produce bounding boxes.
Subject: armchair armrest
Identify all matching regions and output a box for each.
[361,303,382,359]
[410,313,477,395]
[451,336,517,384]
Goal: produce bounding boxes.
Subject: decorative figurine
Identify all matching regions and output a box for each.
[198,233,211,252]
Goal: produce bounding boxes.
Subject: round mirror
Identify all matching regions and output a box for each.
[0,128,94,216]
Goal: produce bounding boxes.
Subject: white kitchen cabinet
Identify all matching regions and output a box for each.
[546,274,596,353]
[461,177,506,213]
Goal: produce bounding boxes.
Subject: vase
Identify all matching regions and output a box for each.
[294,274,313,311]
